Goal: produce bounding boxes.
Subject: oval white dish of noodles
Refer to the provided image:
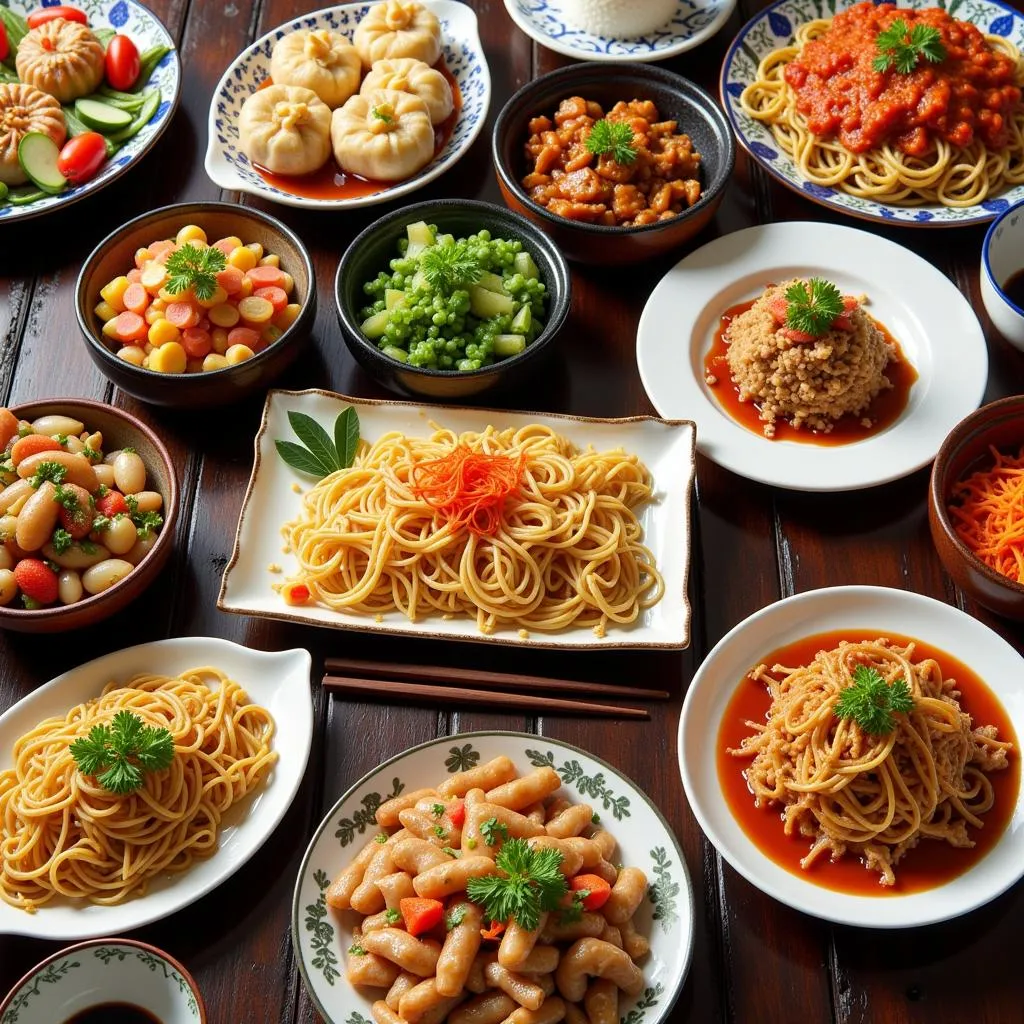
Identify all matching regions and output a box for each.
[0,637,312,940]
[218,388,696,650]
[680,585,1024,927]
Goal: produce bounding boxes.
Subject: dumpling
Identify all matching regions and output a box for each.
[269,29,361,110]
[361,58,453,125]
[0,84,66,185]
[238,85,332,176]
[16,19,104,104]
[331,89,434,181]
[353,1,442,69]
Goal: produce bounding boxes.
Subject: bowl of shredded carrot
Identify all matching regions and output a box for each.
[929,395,1024,620]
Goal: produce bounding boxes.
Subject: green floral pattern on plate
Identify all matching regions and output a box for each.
[526,748,631,819]
[1,960,80,1023]
[306,869,341,986]
[334,778,404,847]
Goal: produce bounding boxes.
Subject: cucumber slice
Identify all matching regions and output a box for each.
[360,311,390,339]
[476,271,506,294]
[384,289,406,311]
[468,285,515,318]
[514,252,539,280]
[75,98,133,133]
[406,240,428,258]
[17,133,66,195]
[510,305,532,334]
[381,345,408,363]
[494,334,526,357]
[406,221,435,248]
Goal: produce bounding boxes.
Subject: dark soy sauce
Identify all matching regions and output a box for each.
[1001,269,1024,310]
[64,1004,162,1024]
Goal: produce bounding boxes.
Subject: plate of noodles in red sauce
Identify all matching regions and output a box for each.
[720,0,1024,226]
[679,585,1024,927]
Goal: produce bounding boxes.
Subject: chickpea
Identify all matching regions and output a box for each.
[102,515,138,556]
[58,570,83,605]
[0,568,16,605]
[113,451,147,495]
[82,559,135,595]
[129,491,163,514]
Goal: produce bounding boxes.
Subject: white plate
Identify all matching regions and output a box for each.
[502,0,736,62]
[720,0,1024,227]
[0,637,313,940]
[636,221,988,491]
[679,586,1024,928]
[293,731,694,1024]
[0,0,180,224]
[218,388,696,650]
[204,1,490,210]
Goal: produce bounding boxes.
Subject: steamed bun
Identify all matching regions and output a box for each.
[353,1,442,69]
[361,58,453,125]
[16,19,104,104]
[331,88,434,181]
[270,29,361,109]
[238,85,333,176]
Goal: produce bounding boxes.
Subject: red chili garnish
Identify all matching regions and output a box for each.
[283,583,310,605]
[409,445,525,536]
[480,920,506,941]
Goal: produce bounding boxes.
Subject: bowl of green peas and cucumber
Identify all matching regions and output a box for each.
[335,199,571,399]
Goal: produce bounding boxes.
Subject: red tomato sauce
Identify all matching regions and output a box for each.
[784,2,1022,156]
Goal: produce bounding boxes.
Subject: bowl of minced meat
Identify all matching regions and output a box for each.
[721,280,895,438]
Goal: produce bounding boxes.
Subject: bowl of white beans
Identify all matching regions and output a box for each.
[0,398,178,632]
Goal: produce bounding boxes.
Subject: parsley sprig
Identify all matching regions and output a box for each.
[585,119,637,165]
[784,278,845,337]
[165,244,227,303]
[465,837,566,932]
[834,664,915,735]
[479,816,510,848]
[69,710,175,795]
[419,240,483,293]
[873,19,946,75]
[275,407,360,478]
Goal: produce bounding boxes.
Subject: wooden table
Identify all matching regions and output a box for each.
[2,0,1024,1021]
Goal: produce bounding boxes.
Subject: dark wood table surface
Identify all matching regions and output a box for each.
[3,0,1024,1021]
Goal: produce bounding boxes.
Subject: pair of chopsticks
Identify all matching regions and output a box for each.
[322,658,669,719]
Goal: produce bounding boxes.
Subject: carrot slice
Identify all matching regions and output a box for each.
[181,327,212,359]
[122,282,150,315]
[216,266,245,295]
[245,265,286,290]
[255,285,288,313]
[114,310,148,343]
[165,301,200,329]
[227,326,261,350]
[568,873,612,911]
[400,897,445,937]
[11,434,62,465]
[0,408,21,453]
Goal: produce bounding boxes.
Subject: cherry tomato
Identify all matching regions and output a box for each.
[0,21,9,63]
[26,5,89,29]
[104,35,140,91]
[56,132,107,185]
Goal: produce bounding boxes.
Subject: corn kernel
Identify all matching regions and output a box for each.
[150,341,188,373]
[158,285,193,304]
[144,343,155,355]
[258,253,280,268]
[238,277,254,298]
[209,303,240,328]
[237,296,274,324]
[117,346,146,367]
[225,343,255,365]
[274,303,301,329]
[148,318,180,346]
[100,276,131,313]
[144,306,165,325]
[228,246,258,272]
[196,285,228,310]
[94,300,118,321]
[215,235,243,252]
[150,297,167,312]
[134,247,153,268]
[140,261,168,293]
[176,224,207,245]
[203,353,230,371]
[211,327,230,354]
[246,241,264,260]
[280,272,295,294]
[102,317,120,340]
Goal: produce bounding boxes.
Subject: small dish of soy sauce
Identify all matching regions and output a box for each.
[0,939,205,1024]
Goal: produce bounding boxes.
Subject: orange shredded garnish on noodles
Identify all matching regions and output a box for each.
[948,444,1024,584]
[410,445,525,535]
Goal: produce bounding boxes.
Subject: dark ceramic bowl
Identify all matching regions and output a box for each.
[492,62,735,265]
[76,202,316,408]
[0,399,178,633]
[929,395,1024,621]
[335,199,571,401]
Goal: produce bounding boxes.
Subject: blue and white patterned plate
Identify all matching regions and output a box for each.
[293,732,694,1024]
[721,0,1024,227]
[0,0,179,224]
[204,1,490,210]
[503,0,737,62]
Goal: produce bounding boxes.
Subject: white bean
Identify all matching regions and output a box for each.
[0,568,16,605]
[31,415,84,437]
[82,558,134,594]
[58,570,83,605]
[124,532,157,566]
[15,481,60,551]
[102,515,138,555]
[65,436,85,453]
[93,464,115,488]
[113,451,146,495]
[42,541,110,569]
[129,490,163,513]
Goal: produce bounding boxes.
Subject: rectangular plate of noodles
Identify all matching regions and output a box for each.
[219,389,696,649]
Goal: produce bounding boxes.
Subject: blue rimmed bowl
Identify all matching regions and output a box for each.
[719,0,1024,227]
[981,198,1024,350]
[204,1,491,210]
[0,0,180,224]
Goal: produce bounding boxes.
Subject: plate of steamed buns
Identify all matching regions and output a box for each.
[204,0,491,209]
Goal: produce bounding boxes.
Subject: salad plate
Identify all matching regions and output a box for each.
[293,731,694,1024]
[679,586,1024,928]
[636,221,988,491]
[0,637,313,940]
[218,388,696,650]
[502,0,737,62]
[0,0,180,224]
[204,1,490,210]
[720,0,1024,227]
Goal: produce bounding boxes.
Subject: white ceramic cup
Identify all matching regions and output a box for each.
[981,199,1024,351]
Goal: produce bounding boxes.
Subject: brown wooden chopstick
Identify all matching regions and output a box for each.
[322,674,649,719]
[323,657,669,701]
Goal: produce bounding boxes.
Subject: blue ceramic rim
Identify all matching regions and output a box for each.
[982,197,1024,318]
[718,0,1024,228]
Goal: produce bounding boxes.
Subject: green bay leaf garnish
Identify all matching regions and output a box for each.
[275,407,362,478]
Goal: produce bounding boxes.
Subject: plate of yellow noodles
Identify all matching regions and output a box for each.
[218,389,696,649]
[0,636,312,940]
[680,585,1024,927]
